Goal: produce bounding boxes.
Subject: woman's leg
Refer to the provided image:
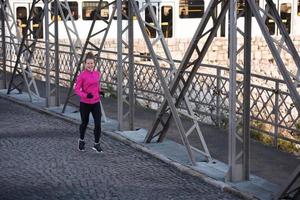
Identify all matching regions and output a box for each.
[79,102,90,140]
[91,102,101,143]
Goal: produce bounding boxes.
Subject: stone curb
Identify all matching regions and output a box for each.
[0,94,257,200]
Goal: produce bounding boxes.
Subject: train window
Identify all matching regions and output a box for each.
[32,7,43,39]
[265,4,275,35]
[280,3,291,34]
[145,6,156,38]
[179,0,204,18]
[237,0,259,16]
[16,7,27,37]
[51,1,78,21]
[265,18,275,35]
[113,1,139,20]
[161,6,173,38]
[82,1,109,20]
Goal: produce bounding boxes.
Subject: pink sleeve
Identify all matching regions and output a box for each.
[74,73,86,98]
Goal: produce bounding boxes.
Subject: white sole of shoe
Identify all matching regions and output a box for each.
[92,147,103,153]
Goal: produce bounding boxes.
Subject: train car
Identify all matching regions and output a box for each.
[8,0,300,41]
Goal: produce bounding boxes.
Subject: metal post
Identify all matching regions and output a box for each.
[69,45,73,80]
[220,0,226,37]
[216,67,221,127]
[1,3,6,89]
[117,0,123,130]
[274,81,279,148]
[44,0,50,107]
[54,1,60,106]
[243,0,252,180]
[227,0,239,182]
[128,0,134,130]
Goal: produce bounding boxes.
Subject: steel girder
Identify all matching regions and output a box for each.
[4,0,84,105]
[145,0,300,181]
[247,0,300,193]
[116,0,135,130]
[144,0,228,164]
[277,164,300,199]
[44,0,60,107]
[55,0,83,76]
[248,0,300,114]
[227,0,300,182]
[3,0,41,100]
[130,0,222,165]
[0,1,6,89]
[52,0,60,106]
[227,0,252,182]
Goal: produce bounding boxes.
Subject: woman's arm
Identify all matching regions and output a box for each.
[74,74,87,98]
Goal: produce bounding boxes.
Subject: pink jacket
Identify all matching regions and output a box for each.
[74,70,101,104]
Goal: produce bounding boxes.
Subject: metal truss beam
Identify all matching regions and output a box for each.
[227,0,239,181]
[0,1,6,89]
[116,0,123,130]
[127,0,134,130]
[227,0,252,182]
[56,0,83,77]
[2,0,41,100]
[51,0,60,107]
[44,0,60,107]
[44,0,74,107]
[246,0,300,190]
[117,0,135,130]
[248,0,300,112]
[242,0,252,182]
[277,164,300,199]
[130,0,216,164]
[144,0,228,164]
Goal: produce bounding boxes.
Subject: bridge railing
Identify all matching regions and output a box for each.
[1,38,299,150]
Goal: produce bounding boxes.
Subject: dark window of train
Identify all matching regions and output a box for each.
[179,0,204,18]
[280,3,291,34]
[161,6,173,38]
[145,6,156,38]
[51,1,78,21]
[82,1,109,20]
[265,4,275,35]
[32,7,43,39]
[237,0,259,17]
[16,7,27,37]
[113,1,139,20]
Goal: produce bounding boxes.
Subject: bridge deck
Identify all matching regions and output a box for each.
[0,86,299,199]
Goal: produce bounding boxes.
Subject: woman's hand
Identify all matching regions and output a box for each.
[100,91,105,97]
[87,93,93,99]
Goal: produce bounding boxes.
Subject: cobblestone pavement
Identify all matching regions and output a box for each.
[0,98,243,200]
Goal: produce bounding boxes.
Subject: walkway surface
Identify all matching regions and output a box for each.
[0,97,242,200]
[0,85,299,200]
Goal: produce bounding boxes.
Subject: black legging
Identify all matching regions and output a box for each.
[79,102,101,143]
